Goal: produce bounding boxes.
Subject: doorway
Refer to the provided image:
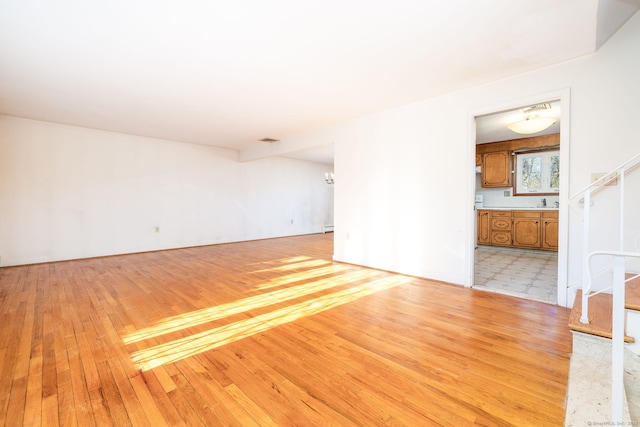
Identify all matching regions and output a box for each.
[470,95,569,306]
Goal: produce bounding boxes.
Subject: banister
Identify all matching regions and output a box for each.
[575,151,640,422]
[580,189,591,324]
[587,250,640,261]
[578,152,640,324]
[569,151,640,201]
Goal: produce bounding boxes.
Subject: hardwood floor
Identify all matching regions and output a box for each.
[0,233,572,426]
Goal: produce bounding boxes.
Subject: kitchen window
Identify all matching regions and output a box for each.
[513,149,559,195]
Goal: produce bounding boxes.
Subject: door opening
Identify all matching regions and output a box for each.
[470,95,569,307]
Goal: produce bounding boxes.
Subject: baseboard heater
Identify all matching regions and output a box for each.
[323,225,334,233]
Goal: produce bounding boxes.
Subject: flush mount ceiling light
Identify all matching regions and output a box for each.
[507,103,557,135]
[507,115,556,134]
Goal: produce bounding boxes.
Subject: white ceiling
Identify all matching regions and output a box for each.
[476,101,562,144]
[0,1,638,164]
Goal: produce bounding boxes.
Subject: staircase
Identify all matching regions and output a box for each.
[566,258,640,425]
[565,152,640,425]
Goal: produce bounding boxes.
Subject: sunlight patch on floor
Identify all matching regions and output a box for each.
[251,257,331,273]
[253,263,352,290]
[123,265,363,345]
[130,275,412,371]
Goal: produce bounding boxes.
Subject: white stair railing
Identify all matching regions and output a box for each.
[586,251,640,423]
[569,152,640,324]
[569,151,640,423]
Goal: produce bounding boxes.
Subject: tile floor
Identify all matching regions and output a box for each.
[474,245,558,304]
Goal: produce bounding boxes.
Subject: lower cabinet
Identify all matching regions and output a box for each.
[477,209,558,251]
[490,211,512,247]
[512,211,542,249]
[477,210,490,244]
[542,212,559,251]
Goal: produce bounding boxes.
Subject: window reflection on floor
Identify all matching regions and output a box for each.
[474,246,558,304]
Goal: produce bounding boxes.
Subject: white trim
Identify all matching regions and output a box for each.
[467,88,571,307]
[465,112,478,288]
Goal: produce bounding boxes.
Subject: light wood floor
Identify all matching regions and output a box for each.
[0,233,572,426]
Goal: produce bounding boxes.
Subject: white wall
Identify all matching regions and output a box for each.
[0,117,333,266]
[475,174,560,209]
[295,12,640,306]
[2,14,638,307]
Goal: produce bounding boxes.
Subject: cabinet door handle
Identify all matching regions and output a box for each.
[535,221,539,224]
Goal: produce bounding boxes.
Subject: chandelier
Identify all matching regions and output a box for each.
[324,172,334,186]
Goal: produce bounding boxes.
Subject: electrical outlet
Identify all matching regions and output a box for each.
[155,226,160,233]
[503,190,510,197]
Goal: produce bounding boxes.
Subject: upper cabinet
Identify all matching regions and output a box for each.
[481,151,511,187]
[477,134,559,189]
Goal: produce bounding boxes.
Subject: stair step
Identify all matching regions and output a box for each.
[626,273,640,311]
[569,290,635,343]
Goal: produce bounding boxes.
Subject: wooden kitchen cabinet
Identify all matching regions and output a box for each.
[490,210,512,246]
[542,211,559,251]
[512,211,542,249]
[476,134,559,188]
[477,210,490,244]
[477,209,558,251]
[481,151,511,188]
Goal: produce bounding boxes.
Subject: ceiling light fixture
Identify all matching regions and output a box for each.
[507,115,556,135]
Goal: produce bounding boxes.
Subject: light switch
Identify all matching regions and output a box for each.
[591,172,617,186]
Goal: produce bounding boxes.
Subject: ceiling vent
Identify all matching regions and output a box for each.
[259,138,280,143]
[521,103,552,114]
